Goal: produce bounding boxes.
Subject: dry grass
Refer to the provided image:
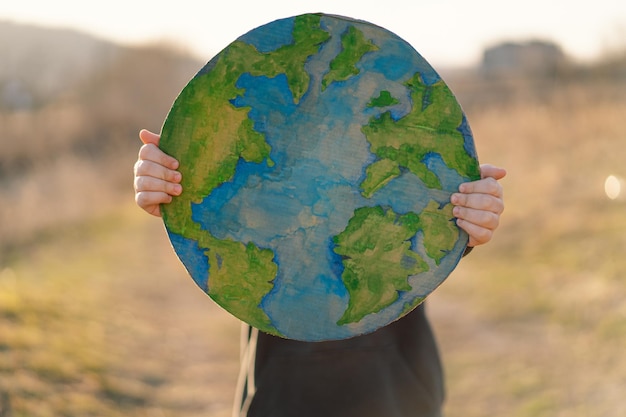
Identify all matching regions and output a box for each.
[431,79,626,417]
[0,208,240,417]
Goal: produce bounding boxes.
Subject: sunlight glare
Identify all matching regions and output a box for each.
[604,175,622,200]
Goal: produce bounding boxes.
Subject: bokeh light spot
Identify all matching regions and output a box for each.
[604,175,621,200]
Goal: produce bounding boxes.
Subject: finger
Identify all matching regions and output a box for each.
[135,191,172,217]
[137,143,179,170]
[458,177,503,198]
[134,159,182,184]
[456,218,494,247]
[453,206,500,230]
[139,129,161,146]
[480,164,507,181]
[451,192,504,214]
[134,175,182,196]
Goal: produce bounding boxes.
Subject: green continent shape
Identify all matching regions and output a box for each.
[420,200,459,265]
[160,14,331,336]
[334,202,459,325]
[401,296,425,316]
[321,25,379,90]
[251,14,331,103]
[360,72,481,198]
[367,90,400,108]
[333,206,429,325]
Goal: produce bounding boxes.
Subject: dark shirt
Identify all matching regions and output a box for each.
[238,303,444,417]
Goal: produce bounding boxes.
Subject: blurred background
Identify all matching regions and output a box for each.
[1,1,625,416]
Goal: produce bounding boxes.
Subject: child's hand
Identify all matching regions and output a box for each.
[451,164,506,247]
[133,129,182,217]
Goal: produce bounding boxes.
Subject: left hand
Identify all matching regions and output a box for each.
[451,164,506,247]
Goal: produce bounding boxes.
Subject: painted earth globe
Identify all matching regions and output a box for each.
[160,13,480,341]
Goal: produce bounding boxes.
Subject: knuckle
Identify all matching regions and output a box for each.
[138,143,159,161]
[475,228,493,244]
[486,194,504,214]
[135,191,150,208]
[490,178,504,196]
[496,199,505,214]
[134,176,147,191]
[477,210,491,226]
[138,144,150,159]
[475,194,490,208]
[486,212,500,229]
[469,209,497,230]
[485,178,498,192]
[134,159,148,176]
[480,194,503,213]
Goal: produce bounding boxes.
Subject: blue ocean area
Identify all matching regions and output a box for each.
[238,17,295,53]
[167,230,209,292]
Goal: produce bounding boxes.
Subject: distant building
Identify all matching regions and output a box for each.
[481,40,567,77]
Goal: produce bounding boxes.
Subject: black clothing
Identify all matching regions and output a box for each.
[237,303,444,417]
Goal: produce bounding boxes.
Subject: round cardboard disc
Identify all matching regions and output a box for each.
[160,13,480,341]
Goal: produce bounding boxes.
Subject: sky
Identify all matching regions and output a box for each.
[1,0,625,67]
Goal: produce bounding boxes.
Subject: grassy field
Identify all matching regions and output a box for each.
[0,208,241,417]
[1,75,625,416]
[435,78,626,417]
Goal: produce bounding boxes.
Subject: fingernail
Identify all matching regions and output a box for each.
[173,184,182,195]
[451,194,459,204]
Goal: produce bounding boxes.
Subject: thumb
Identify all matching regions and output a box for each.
[139,129,160,146]
[480,164,507,181]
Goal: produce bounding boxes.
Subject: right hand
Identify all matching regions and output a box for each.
[133,129,182,217]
